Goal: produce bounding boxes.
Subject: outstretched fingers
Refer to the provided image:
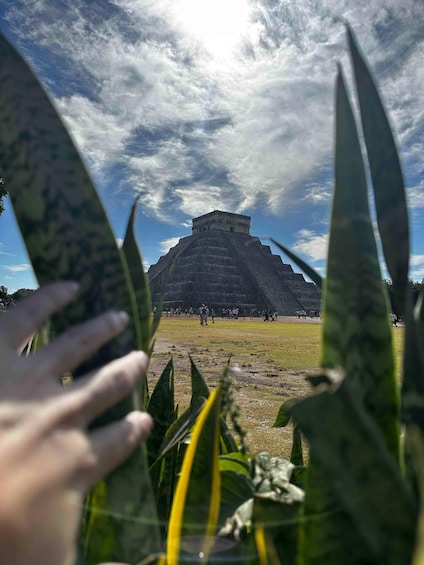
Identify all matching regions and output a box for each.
[79,411,153,489]
[28,309,130,381]
[0,282,79,351]
[69,351,149,427]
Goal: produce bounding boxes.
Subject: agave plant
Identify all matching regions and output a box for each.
[0,20,423,565]
[0,31,161,565]
[274,25,420,565]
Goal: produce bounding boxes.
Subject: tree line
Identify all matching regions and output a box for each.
[384,278,424,317]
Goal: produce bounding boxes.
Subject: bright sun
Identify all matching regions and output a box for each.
[173,0,250,58]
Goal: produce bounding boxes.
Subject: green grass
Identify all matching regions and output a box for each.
[148,317,404,457]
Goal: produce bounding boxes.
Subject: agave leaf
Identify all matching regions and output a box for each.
[347,25,409,305]
[323,66,399,458]
[147,361,179,532]
[0,33,160,563]
[253,496,299,565]
[219,452,253,524]
[406,427,424,565]
[290,378,417,565]
[219,470,255,528]
[189,357,238,454]
[122,197,152,355]
[270,238,322,289]
[0,34,141,387]
[190,354,210,403]
[151,398,205,467]
[147,359,175,469]
[290,423,304,467]
[154,438,180,538]
[402,295,424,426]
[273,399,294,428]
[300,63,400,565]
[167,388,222,564]
[22,323,50,355]
[151,261,175,337]
[254,522,281,565]
[273,401,304,465]
[219,417,239,454]
[219,452,251,474]
[122,198,152,408]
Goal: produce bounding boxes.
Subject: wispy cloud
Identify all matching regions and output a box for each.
[407,180,424,209]
[159,236,183,253]
[3,0,424,230]
[292,229,329,263]
[1,264,32,273]
[0,243,15,256]
[410,254,424,279]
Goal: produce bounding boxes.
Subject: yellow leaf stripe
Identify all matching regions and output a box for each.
[167,387,221,564]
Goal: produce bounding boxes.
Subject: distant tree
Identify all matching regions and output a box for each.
[0,177,6,215]
[383,278,424,316]
[0,285,9,300]
[11,288,34,302]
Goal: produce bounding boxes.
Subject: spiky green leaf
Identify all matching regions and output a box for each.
[347,25,409,302]
[290,378,417,565]
[147,359,175,469]
[323,66,399,458]
[0,33,160,563]
[190,354,210,403]
[122,196,152,357]
[151,398,205,467]
[167,388,222,564]
[271,238,322,289]
[273,399,294,428]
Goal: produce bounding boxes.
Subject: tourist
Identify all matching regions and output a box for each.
[199,304,206,325]
[0,281,152,565]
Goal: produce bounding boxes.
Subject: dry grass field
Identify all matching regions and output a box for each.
[147,315,404,458]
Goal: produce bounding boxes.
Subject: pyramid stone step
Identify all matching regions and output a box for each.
[148,211,321,313]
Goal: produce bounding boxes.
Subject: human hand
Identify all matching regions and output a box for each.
[0,282,152,565]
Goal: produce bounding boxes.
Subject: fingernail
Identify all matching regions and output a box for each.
[132,412,153,435]
[110,310,129,329]
[61,281,80,297]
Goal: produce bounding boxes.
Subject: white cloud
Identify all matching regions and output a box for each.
[410,255,424,267]
[159,236,183,253]
[0,243,15,256]
[407,181,424,209]
[4,0,424,225]
[55,96,129,172]
[303,183,333,205]
[410,267,424,280]
[1,264,32,273]
[292,229,329,262]
[174,186,228,217]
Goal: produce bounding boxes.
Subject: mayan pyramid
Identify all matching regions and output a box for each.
[148,210,321,315]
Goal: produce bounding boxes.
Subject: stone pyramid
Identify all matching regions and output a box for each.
[148,210,321,315]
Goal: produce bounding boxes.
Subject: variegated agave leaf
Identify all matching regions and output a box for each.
[0,33,160,564]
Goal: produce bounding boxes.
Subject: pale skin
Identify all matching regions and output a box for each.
[0,281,153,565]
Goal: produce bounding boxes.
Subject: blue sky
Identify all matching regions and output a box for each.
[0,0,423,292]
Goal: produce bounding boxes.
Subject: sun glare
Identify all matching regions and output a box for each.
[173,0,250,58]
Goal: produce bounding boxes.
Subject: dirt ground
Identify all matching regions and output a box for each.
[147,317,322,458]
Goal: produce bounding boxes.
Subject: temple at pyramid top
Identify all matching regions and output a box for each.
[192,210,251,235]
